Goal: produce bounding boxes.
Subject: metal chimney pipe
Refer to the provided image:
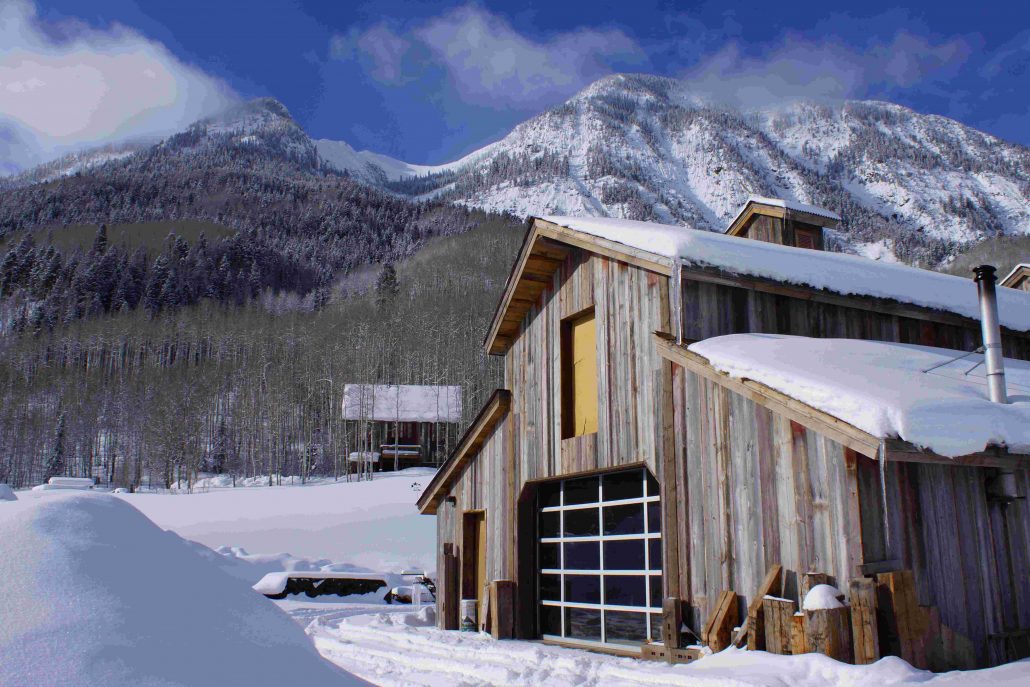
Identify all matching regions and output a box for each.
[972,265,1008,404]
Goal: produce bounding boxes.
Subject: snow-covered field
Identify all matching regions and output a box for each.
[118,468,437,575]
[4,468,1029,687]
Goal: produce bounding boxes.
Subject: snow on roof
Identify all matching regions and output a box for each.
[689,334,1030,458]
[539,216,1030,333]
[0,493,362,687]
[737,195,842,222]
[342,384,462,423]
[1002,263,1029,285]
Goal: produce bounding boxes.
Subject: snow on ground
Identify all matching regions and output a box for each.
[117,468,437,575]
[689,334,1030,457]
[0,492,365,687]
[297,605,1030,687]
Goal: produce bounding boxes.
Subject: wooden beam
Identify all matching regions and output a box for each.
[702,590,739,652]
[850,578,880,665]
[654,334,881,457]
[805,607,853,663]
[417,390,511,514]
[736,563,783,649]
[534,219,675,277]
[763,597,797,654]
[489,580,515,640]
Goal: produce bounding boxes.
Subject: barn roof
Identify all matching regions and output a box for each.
[543,216,1030,330]
[417,389,510,514]
[341,384,462,423]
[687,334,1030,459]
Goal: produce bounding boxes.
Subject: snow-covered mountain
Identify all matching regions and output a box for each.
[364,74,1030,265]
[7,75,1029,266]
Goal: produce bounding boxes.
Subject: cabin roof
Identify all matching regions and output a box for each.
[341,384,462,423]
[725,196,841,236]
[1002,263,1030,288]
[537,216,1030,333]
[688,334,1030,459]
[417,389,510,514]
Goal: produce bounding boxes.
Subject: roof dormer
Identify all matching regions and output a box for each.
[725,196,840,251]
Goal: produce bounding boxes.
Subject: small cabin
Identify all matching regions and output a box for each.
[724,196,840,250]
[342,384,462,469]
[1002,263,1030,292]
[417,199,1030,668]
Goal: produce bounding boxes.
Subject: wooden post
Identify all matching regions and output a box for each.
[800,572,830,601]
[791,613,809,655]
[442,543,460,630]
[737,563,783,650]
[805,607,853,663]
[702,591,738,652]
[849,578,880,664]
[490,580,515,639]
[763,597,797,654]
[662,597,684,652]
[877,570,928,668]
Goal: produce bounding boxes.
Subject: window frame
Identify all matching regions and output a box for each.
[537,468,663,650]
[560,307,599,439]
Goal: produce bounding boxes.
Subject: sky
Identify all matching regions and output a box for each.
[1,0,1029,173]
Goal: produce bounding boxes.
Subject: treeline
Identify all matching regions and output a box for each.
[0,218,526,490]
[0,225,324,334]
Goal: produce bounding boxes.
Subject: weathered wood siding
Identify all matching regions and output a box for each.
[435,410,514,622]
[680,277,1030,360]
[504,249,672,485]
[670,364,864,630]
[857,458,1030,666]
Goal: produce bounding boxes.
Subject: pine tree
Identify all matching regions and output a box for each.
[375,262,399,309]
[91,224,108,255]
[43,413,66,482]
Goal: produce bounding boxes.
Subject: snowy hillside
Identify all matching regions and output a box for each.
[376,74,1030,265]
[8,74,1030,266]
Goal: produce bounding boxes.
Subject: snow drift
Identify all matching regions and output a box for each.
[0,492,367,687]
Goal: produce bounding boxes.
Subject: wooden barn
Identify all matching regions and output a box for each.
[416,200,1030,668]
[342,384,462,469]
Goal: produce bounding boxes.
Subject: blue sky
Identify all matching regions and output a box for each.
[2,0,1029,170]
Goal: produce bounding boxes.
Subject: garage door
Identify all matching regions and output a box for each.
[537,467,663,649]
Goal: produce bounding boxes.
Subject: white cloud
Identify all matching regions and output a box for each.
[680,31,972,109]
[330,23,411,83]
[331,5,645,106]
[0,0,236,172]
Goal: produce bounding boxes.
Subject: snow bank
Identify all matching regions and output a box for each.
[540,216,1030,333]
[803,584,845,611]
[0,484,16,501]
[308,608,1030,687]
[0,492,366,687]
[688,334,1030,457]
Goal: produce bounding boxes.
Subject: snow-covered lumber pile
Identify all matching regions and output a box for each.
[0,493,366,687]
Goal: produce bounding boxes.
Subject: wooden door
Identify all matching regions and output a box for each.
[476,514,488,627]
[462,511,488,628]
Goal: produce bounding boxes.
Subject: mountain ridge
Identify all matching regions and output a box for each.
[5,73,1029,267]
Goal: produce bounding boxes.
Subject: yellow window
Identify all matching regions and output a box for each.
[563,310,598,437]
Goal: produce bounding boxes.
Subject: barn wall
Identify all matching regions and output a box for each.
[434,410,513,629]
[670,364,864,630]
[680,278,1030,360]
[504,248,673,484]
[857,458,1030,666]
